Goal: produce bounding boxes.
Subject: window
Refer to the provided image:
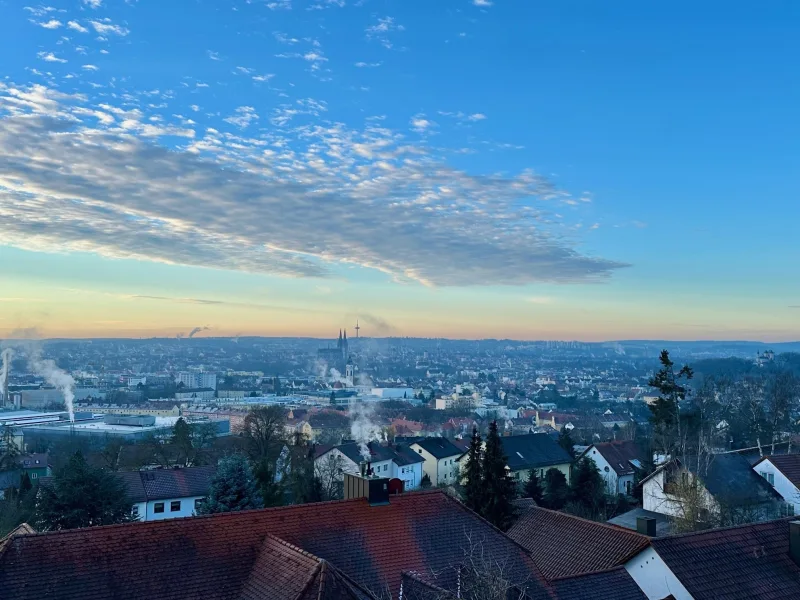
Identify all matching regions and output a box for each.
[782,503,796,517]
[195,498,203,511]
[31,473,37,479]
[604,466,610,472]
[384,464,388,472]
[768,473,775,486]
[170,501,181,512]
[131,506,139,517]
[154,502,165,514]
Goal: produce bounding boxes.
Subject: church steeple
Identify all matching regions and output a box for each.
[338,329,342,349]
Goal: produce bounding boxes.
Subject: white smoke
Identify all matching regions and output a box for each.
[312,358,328,379]
[29,351,75,423]
[0,348,12,400]
[356,372,373,387]
[329,367,348,384]
[349,401,384,461]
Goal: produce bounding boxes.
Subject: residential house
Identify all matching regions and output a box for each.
[409,437,463,486]
[18,453,51,482]
[641,453,783,524]
[625,517,800,600]
[117,466,215,521]
[580,441,644,495]
[0,488,647,600]
[315,441,424,491]
[457,433,573,486]
[509,507,651,580]
[753,454,800,513]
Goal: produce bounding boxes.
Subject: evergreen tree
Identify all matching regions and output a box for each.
[542,468,568,510]
[481,420,516,530]
[463,426,484,514]
[198,454,264,514]
[171,417,194,466]
[557,428,575,458]
[254,457,284,507]
[0,426,21,471]
[524,470,543,505]
[420,473,432,488]
[568,457,606,519]
[35,451,134,531]
[648,350,693,457]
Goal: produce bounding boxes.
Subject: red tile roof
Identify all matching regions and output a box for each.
[0,491,554,600]
[508,507,651,579]
[550,566,646,600]
[755,454,800,488]
[651,517,800,600]
[584,441,644,477]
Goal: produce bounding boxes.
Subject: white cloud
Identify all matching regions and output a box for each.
[410,114,435,133]
[235,66,253,74]
[82,64,99,71]
[366,17,404,49]
[82,0,103,7]
[189,104,200,112]
[0,82,624,287]
[467,113,487,121]
[67,21,89,33]
[207,50,221,61]
[473,0,493,6]
[252,74,274,82]
[355,62,382,68]
[24,6,57,17]
[223,106,258,129]
[37,52,67,63]
[89,20,129,36]
[36,19,62,29]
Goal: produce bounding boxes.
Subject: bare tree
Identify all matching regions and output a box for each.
[243,406,287,463]
[314,452,346,501]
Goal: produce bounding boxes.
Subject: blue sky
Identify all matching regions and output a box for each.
[0,0,798,340]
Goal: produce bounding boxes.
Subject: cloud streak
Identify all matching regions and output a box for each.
[0,82,625,287]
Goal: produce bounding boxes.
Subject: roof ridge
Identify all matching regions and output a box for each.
[515,507,649,540]
[653,515,798,543]
[548,564,629,582]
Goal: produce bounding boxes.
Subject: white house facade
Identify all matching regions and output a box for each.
[119,466,215,523]
[624,546,693,600]
[410,438,463,487]
[753,455,800,513]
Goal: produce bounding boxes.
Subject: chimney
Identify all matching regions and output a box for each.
[636,516,657,537]
[344,472,390,506]
[790,521,800,565]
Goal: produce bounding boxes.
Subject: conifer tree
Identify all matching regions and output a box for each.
[198,454,264,514]
[542,468,568,510]
[524,470,543,505]
[463,426,484,514]
[481,420,516,530]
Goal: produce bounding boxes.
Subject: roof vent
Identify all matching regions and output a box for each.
[790,521,800,565]
[636,516,657,537]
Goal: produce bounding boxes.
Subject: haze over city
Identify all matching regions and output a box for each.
[2,1,799,340]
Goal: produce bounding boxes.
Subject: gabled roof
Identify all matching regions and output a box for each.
[583,441,644,477]
[499,434,573,471]
[642,454,780,506]
[321,442,424,468]
[550,567,647,600]
[755,454,800,488]
[0,491,553,600]
[238,535,372,600]
[508,507,650,579]
[410,437,463,460]
[139,465,215,500]
[651,517,800,600]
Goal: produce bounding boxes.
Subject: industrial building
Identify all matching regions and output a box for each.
[22,414,230,441]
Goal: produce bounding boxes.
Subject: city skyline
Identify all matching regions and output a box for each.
[2,1,799,341]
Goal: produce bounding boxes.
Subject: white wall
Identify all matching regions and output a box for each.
[132,495,205,521]
[625,547,694,600]
[587,446,619,494]
[410,444,460,486]
[643,469,717,518]
[755,459,800,512]
[395,462,422,490]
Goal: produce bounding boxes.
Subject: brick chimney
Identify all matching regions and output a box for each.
[790,521,800,565]
[636,516,657,537]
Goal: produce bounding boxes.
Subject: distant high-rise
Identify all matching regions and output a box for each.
[355,319,360,338]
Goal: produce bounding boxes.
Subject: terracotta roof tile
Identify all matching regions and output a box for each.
[651,517,800,600]
[0,491,553,600]
[551,566,646,600]
[508,508,650,579]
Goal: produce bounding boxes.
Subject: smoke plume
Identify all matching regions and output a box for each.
[188,326,210,338]
[349,401,384,461]
[29,351,76,423]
